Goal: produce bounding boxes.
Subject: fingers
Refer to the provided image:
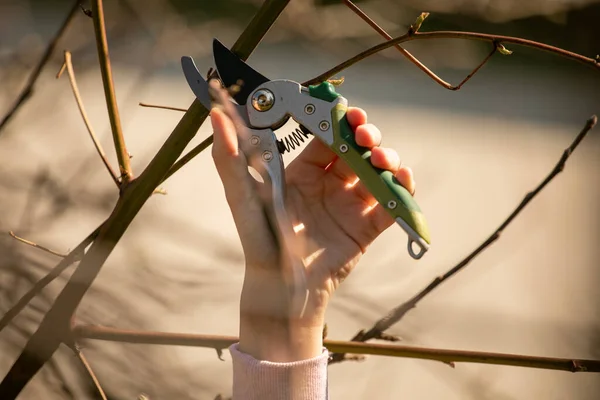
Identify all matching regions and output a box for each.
[293,107,367,169]
[327,122,381,182]
[211,108,256,211]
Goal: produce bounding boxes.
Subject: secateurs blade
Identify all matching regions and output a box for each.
[181,39,431,264]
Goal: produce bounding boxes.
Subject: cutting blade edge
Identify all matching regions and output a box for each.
[212,38,270,105]
[181,56,213,110]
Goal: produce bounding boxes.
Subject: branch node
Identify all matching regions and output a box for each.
[80,5,93,18]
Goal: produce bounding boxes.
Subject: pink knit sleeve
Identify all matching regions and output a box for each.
[229,343,329,399]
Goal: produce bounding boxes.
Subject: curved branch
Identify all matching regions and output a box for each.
[303,29,599,86]
[58,51,121,188]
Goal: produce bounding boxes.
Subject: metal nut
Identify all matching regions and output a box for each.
[339,144,349,153]
[319,121,330,131]
[387,200,397,209]
[304,104,315,114]
[251,89,275,112]
[262,151,273,161]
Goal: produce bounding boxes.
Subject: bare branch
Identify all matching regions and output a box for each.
[139,102,187,112]
[303,28,599,87]
[72,325,600,372]
[331,116,597,362]
[0,226,101,333]
[8,231,68,258]
[75,348,107,400]
[91,0,133,184]
[0,0,80,134]
[58,51,121,188]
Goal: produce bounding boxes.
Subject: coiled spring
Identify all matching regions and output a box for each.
[276,125,312,154]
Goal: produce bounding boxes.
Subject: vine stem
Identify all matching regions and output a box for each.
[91,0,132,184]
[342,0,497,90]
[303,29,599,86]
[328,115,597,363]
[72,325,600,373]
[0,0,81,134]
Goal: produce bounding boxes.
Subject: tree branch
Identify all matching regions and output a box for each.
[330,115,597,363]
[57,51,121,188]
[0,1,292,397]
[71,325,600,373]
[8,231,68,258]
[91,0,132,185]
[303,27,599,87]
[0,0,80,134]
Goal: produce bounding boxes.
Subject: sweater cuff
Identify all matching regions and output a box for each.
[229,343,328,400]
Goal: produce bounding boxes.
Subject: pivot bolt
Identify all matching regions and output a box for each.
[304,104,315,114]
[319,121,330,131]
[251,89,275,112]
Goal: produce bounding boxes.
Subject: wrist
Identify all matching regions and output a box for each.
[238,276,326,362]
[239,313,324,362]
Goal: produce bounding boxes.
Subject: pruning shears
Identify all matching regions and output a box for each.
[181,39,430,265]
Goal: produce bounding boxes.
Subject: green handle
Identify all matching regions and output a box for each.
[330,103,431,258]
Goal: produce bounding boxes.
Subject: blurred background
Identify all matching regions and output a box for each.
[0,0,599,399]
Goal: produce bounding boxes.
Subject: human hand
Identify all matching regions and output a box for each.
[211,105,416,362]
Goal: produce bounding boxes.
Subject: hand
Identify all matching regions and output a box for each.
[211,106,416,362]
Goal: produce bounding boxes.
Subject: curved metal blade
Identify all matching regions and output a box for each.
[181,56,212,110]
[213,38,269,105]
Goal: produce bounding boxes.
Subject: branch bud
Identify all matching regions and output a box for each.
[497,43,513,55]
[411,12,430,33]
[327,77,345,86]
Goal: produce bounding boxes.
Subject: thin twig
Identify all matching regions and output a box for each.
[58,51,121,188]
[91,0,133,184]
[75,348,107,400]
[72,325,600,372]
[303,29,599,86]
[139,102,187,112]
[330,116,597,363]
[0,226,101,333]
[8,231,68,258]
[0,0,80,134]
